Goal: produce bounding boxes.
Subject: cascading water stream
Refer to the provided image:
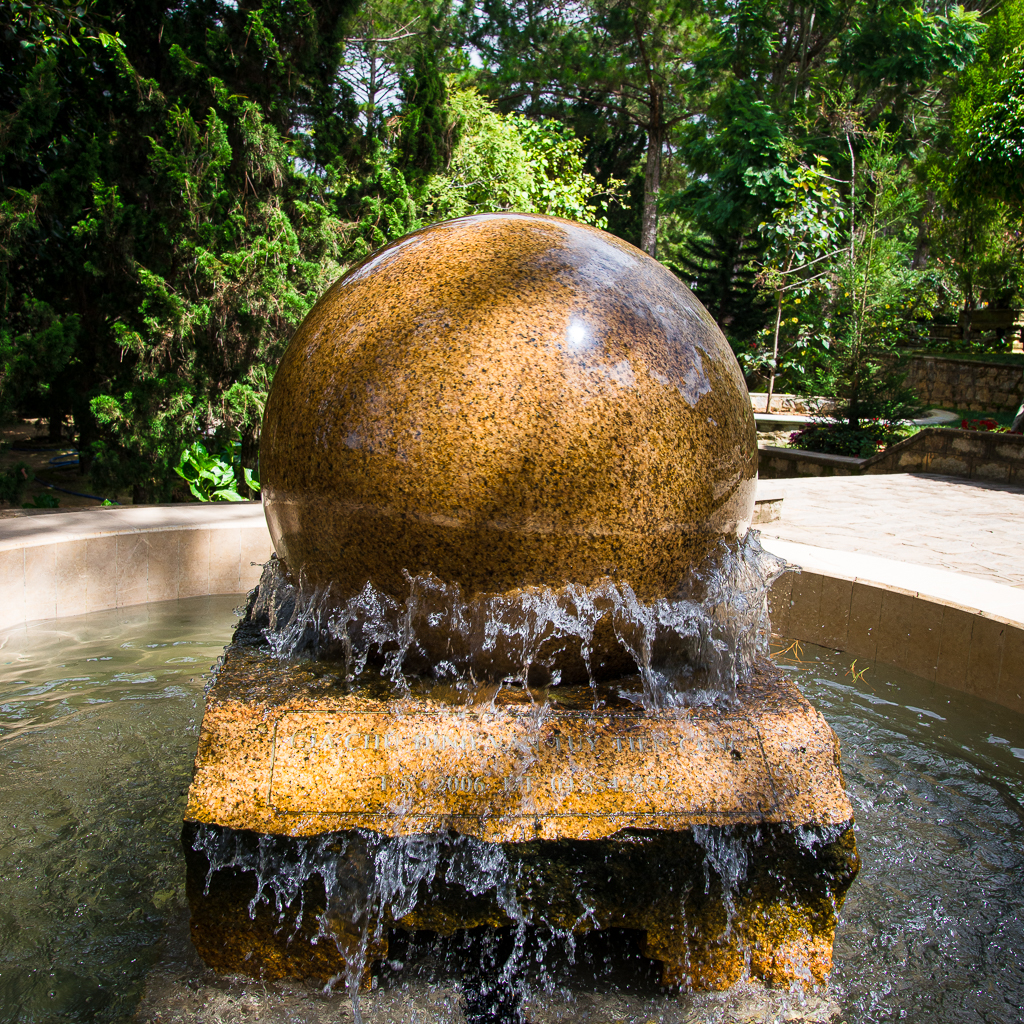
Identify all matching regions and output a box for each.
[248,532,787,711]
[3,595,1021,1021]
[183,532,807,1021]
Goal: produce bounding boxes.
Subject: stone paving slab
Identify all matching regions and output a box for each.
[756,473,1024,590]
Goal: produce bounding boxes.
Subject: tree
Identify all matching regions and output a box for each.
[665,0,982,346]
[462,0,714,257]
[749,158,846,412]
[418,84,625,225]
[670,228,767,347]
[1,0,363,499]
[811,133,926,435]
[398,45,455,174]
[338,0,445,141]
[923,0,1024,337]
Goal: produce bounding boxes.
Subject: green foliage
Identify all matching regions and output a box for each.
[174,440,260,503]
[1,0,1021,497]
[1,0,362,498]
[421,86,624,226]
[343,142,424,262]
[462,0,715,255]
[843,3,982,88]
[662,0,984,344]
[422,86,532,218]
[789,422,888,458]
[745,159,847,404]
[23,490,59,508]
[734,130,926,428]
[0,0,107,53]
[925,0,1024,315]
[967,51,1024,201]
[509,114,626,227]
[807,136,927,429]
[0,297,79,417]
[398,46,453,174]
[0,461,31,505]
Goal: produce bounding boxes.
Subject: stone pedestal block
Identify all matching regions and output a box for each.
[182,636,858,991]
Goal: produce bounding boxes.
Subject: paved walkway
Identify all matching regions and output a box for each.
[756,473,1024,590]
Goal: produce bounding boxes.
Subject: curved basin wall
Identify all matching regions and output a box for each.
[767,543,1024,718]
[1,503,1020,716]
[0,503,270,628]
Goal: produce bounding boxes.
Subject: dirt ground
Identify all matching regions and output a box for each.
[0,419,132,517]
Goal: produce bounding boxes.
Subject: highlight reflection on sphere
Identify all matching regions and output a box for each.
[261,213,758,605]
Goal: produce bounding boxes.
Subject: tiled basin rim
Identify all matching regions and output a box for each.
[0,502,270,631]
[1,505,1020,715]
[762,538,1024,717]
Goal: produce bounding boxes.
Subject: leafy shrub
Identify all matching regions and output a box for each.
[23,492,60,509]
[789,422,889,458]
[174,442,260,502]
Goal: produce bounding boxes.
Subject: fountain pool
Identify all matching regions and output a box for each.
[0,596,1022,1023]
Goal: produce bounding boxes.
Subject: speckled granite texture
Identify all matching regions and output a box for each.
[183,640,857,991]
[261,213,757,603]
[184,644,853,842]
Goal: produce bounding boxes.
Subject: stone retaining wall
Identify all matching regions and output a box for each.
[905,355,1023,412]
[753,356,1023,420]
[758,447,864,479]
[760,429,1024,483]
[862,428,1024,484]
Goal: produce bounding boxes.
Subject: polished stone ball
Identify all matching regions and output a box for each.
[261,213,756,603]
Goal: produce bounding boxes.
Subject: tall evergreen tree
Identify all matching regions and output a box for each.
[1,0,362,498]
[398,46,454,174]
[673,229,768,349]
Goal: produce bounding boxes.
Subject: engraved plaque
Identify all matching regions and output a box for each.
[185,647,852,842]
[269,710,778,823]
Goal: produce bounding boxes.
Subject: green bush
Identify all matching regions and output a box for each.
[22,492,60,509]
[788,422,889,458]
[174,441,260,502]
[0,462,32,506]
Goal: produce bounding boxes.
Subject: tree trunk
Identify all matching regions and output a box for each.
[236,423,261,500]
[961,302,973,345]
[641,111,663,259]
[766,289,784,413]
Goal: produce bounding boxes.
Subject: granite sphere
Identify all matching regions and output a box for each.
[261,213,757,604]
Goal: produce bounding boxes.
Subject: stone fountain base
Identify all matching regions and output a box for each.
[182,634,858,991]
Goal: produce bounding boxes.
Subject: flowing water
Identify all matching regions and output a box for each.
[249,533,786,709]
[0,595,1022,1023]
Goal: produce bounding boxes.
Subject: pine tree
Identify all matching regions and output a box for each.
[398,47,454,175]
[1,0,362,500]
[673,230,768,349]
